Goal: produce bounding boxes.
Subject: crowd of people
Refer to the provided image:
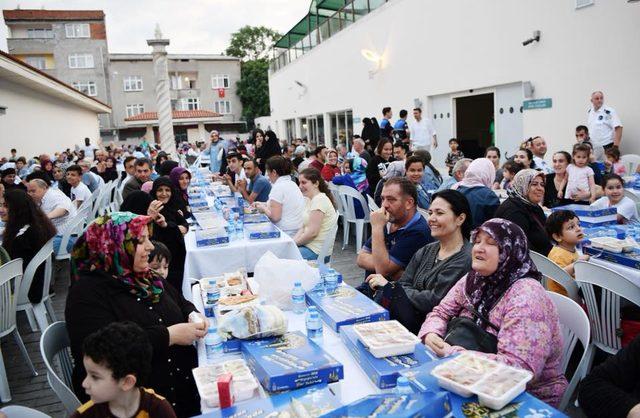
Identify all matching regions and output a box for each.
[0,89,638,418]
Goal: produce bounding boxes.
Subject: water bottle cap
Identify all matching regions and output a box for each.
[294,281,302,287]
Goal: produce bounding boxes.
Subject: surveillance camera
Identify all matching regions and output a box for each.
[522,30,541,46]
[522,38,535,46]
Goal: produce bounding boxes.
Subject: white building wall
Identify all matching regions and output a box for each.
[269,0,640,164]
[0,78,101,157]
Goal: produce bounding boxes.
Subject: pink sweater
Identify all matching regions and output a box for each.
[418,276,568,407]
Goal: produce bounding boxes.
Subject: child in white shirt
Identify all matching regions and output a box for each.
[591,173,638,223]
[562,144,596,204]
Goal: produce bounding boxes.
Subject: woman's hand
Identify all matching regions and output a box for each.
[168,322,207,346]
[424,333,452,358]
[147,200,164,219]
[366,274,388,290]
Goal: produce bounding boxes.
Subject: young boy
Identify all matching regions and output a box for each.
[149,241,171,280]
[72,322,176,418]
[444,138,464,176]
[545,210,590,296]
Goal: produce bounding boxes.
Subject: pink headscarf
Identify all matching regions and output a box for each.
[458,158,496,189]
[141,180,154,193]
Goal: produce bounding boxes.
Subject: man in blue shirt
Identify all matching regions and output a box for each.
[237,159,271,203]
[356,177,432,297]
[393,109,409,142]
[379,107,393,139]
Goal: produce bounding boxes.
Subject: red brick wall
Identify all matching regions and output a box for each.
[90,23,106,40]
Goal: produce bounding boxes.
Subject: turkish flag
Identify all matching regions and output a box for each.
[218,88,225,98]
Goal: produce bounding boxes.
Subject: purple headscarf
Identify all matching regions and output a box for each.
[169,166,190,202]
[465,218,542,325]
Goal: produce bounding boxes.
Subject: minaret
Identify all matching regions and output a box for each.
[147,24,176,156]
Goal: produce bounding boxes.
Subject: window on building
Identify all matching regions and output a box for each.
[24,56,47,70]
[65,23,90,38]
[72,81,97,97]
[126,104,145,118]
[27,28,53,39]
[123,76,144,92]
[68,53,94,69]
[211,74,230,89]
[170,75,182,90]
[214,100,231,114]
[174,98,200,111]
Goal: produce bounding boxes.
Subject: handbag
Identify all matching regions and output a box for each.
[443,304,500,354]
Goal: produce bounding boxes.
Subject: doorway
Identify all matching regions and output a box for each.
[455,93,494,159]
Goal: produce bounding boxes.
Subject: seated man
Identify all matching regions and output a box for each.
[27,178,77,253]
[122,158,152,199]
[237,159,271,203]
[220,151,247,192]
[438,158,472,191]
[356,177,432,297]
[66,165,92,208]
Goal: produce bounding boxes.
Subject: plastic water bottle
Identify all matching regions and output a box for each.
[291,281,306,314]
[206,285,220,305]
[306,306,323,344]
[394,376,414,395]
[235,216,244,238]
[205,326,223,361]
[324,271,338,295]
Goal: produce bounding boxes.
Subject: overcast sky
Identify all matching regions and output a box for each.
[0,0,308,53]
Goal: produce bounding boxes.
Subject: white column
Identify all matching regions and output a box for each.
[294,118,303,139]
[323,113,333,148]
[147,25,176,157]
[144,125,154,142]
[197,122,207,142]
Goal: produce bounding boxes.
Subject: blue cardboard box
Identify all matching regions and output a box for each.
[190,199,210,209]
[583,245,640,270]
[305,284,389,332]
[240,331,344,393]
[242,213,271,224]
[193,384,341,418]
[552,204,617,227]
[195,229,229,247]
[582,225,626,240]
[340,325,436,389]
[245,222,281,240]
[399,361,567,417]
[320,392,451,418]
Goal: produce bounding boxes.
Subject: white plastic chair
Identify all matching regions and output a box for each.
[55,213,86,261]
[574,261,640,368]
[546,291,591,411]
[530,251,581,303]
[620,154,640,174]
[40,322,81,414]
[316,215,339,267]
[366,195,380,212]
[0,405,51,417]
[17,238,56,332]
[328,183,344,222]
[0,259,37,402]
[337,185,370,250]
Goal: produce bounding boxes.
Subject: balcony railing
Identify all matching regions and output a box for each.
[269,0,389,73]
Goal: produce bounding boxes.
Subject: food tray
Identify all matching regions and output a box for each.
[242,213,271,224]
[430,353,532,409]
[587,236,638,253]
[192,359,261,408]
[195,228,229,247]
[245,222,281,240]
[215,294,260,316]
[353,320,420,358]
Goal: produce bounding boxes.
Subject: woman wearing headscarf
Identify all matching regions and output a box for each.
[169,166,192,217]
[41,159,55,184]
[94,156,118,183]
[155,151,169,173]
[255,130,282,172]
[366,190,473,334]
[149,177,188,290]
[158,159,179,177]
[453,158,500,228]
[494,169,552,255]
[65,212,205,417]
[419,218,567,407]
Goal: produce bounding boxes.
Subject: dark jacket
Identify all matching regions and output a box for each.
[457,185,500,229]
[65,271,200,418]
[494,197,552,255]
[380,240,472,334]
[122,176,144,200]
[366,156,393,196]
[543,173,572,208]
[579,334,640,418]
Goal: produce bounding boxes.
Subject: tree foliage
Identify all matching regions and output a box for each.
[225,25,280,62]
[225,26,280,127]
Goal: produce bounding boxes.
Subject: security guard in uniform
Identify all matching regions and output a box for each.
[587,91,623,155]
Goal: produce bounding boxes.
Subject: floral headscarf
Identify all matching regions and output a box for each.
[465,218,542,325]
[71,212,164,303]
[507,168,545,206]
[347,155,369,193]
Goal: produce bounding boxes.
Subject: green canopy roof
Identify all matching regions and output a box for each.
[274,0,349,48]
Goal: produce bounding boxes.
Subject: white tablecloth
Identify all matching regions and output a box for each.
[189,283,385,414]
[182,231,302,299]
[591,258,640,288]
